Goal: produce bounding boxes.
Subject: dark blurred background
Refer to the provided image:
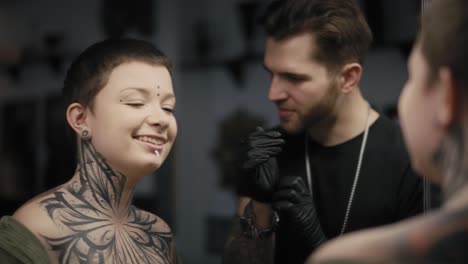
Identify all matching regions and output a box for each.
[0,0,422,263]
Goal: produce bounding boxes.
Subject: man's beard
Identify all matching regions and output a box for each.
[280,80,340,135]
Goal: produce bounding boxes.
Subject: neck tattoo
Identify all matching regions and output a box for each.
[39,140,173,263]
[305,106,371,235]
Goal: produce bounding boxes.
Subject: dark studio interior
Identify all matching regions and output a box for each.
[0,0,439,263]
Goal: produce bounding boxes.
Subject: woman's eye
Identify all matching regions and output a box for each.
[163,107,174,113]
[126,103,144,107]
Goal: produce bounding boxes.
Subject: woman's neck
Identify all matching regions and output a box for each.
[69,140,136,219]
[438,123,468,211]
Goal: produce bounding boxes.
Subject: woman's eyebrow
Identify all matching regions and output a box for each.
[119,87,151,95]
[120,87,176,102]
[159,93,176,104]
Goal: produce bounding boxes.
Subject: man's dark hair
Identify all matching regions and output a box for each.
[260,0,373,71]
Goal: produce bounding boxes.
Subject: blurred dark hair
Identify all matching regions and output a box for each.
[420,0,468,88]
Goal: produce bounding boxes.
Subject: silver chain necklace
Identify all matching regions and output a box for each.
[305,107,371,235]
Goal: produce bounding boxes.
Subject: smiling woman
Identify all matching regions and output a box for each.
[0,38,179,264]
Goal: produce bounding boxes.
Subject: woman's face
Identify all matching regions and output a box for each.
[398,44,444,183]
[86,61,177,179]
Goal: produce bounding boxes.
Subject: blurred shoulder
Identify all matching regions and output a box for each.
[308,214,427,264]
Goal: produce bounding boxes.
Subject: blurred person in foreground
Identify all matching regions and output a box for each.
[309,0,468,263]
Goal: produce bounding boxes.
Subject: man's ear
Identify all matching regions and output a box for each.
[437,67,458,128]
[66,103,90,135]
[339,63,362,94]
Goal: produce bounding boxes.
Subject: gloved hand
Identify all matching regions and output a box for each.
[273,176,327,256]
[238,127,284,203]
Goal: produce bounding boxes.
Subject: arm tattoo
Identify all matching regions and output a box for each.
[39,140,173,263]
[223,200,274,264]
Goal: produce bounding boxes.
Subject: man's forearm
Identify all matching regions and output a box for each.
[223,198,275,264]
[223,216,274,264]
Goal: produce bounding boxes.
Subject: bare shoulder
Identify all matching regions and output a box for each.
[131,207,177,262]
[131,206,173,234]
[154,213,172,233]
[12,186,65,242]
[12,201,50,234]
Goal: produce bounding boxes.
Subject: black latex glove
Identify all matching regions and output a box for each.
[273,176,327,256]
[239,126,284,203]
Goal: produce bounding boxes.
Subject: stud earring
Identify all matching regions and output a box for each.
[81,129,90,140]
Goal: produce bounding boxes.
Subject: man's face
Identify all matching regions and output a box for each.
[264,33,340,134]
[86,61,177,179]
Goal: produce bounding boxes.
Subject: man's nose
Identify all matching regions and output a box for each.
[268,76,288,102]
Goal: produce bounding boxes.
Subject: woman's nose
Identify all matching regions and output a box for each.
[146,106,169,130]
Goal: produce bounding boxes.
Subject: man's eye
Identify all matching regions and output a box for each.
[285,75,305,82]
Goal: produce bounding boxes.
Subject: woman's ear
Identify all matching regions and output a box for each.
[437,67,458,128]
[66,103,90,137]
[339,63,362,94]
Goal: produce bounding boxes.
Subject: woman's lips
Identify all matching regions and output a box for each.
[137,140,163,154]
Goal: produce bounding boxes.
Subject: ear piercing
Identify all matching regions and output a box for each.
[81,129,90,140]
[155,150,160,156]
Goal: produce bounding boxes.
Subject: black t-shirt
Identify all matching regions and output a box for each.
[274,115,424,263]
